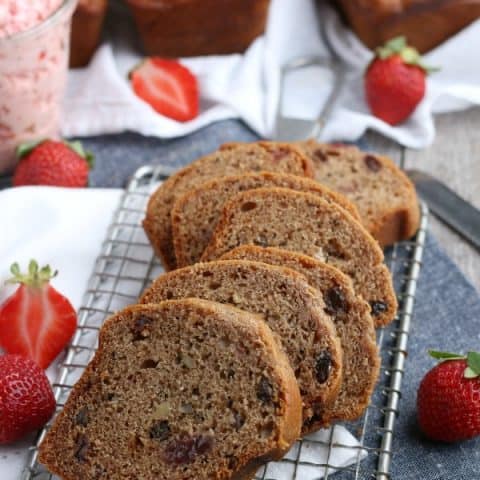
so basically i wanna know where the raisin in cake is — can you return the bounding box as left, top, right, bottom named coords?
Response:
left=139, top=260, right=343, bottom=433
left=298, top=140, right=420, bottom=247
left=143, top=142, right=314, bottom=271
left=201, top=187, right=397, bottom=327
left=39, top=299, right=302, bottom=480
left=172, top=171, right=359, bottom=268
left=222, top=246, right=380, bottom=429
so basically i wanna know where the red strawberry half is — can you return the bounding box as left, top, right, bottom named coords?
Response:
left=417, top=350, right=480, bottom=442
left=0, top=354, right=55, bottom=444
left=0, top=260, right=77, bottom=369
left=130, top=58, right=199, bottom=122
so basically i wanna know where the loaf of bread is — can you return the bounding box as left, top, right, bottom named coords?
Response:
left=221, top=246, right=380, bottom=430
left=172, top=171, right=359, bottom=268
left=143, top=142, right=314, bottom=270
left=297, top=140, right=420, bottom=247
left=70, top=0, right=108, bottom=67
left=126, top=0, right=271, bottom=58
left=139, top=260, right=343, bottom=432
left=201, top=187, right=397, bottom=327
left=335, top=0, right=480, bottom=53
left=39, top=300, right=302, bottom=480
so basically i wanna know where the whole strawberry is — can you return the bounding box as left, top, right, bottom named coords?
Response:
left=13, top=140, right=93, bottom=187
left=417, top=350, right=480, bottom=442
left=0, top=354, right=55, bottom=444
left=365, top=36, right=436, bottom=125
left=0, top=260, right=77, bottom=369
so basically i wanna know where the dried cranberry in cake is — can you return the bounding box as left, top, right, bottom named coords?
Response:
left=313, top=149, right=329, bottom=162
left=364, top=154, right=382, bottom=172
left=39, top=300, right=302, bottom=479
left=163, top=434, right=215, bottom=465
left=74, top=434, right=89, bottom=463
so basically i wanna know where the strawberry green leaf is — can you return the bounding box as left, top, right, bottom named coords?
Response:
left=374, top=36, right=439, bottom=75
left=385, top=36, right=407, bottom=53
left=466, top=351, right=480, bottom=376
left=6, top=260, right=57, bottom=287
left=65, top=140, right=95, bottom=169
left=16, top=139, right=46, bottom=159
left=400, top=46, right=420, bottom=65
left=28, top=259, right=38, bottom=276
left=464, top=366, right=479, bottom=379
left=429, top=350, right=466, bottom=361
left=10, top=263, right=20, bottom=276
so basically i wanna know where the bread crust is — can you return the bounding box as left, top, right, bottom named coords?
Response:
left=39, top=300, right=302, bottom=480
left=201, top=187, right=397, bottom=327
left=143, top=141, right=314, bottom=270
left=297, top=140, right=420, bottom=247
left=171, top=171, right=360, bottom=268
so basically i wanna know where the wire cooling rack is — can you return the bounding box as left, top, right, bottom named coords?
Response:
left=23, top=164, right=429, bottom=480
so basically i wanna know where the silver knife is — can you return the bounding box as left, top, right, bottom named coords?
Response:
left=406, top=169, right=480, bottom=250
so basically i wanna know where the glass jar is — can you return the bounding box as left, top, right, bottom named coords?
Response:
left=0, top=0, right=77, bottom=173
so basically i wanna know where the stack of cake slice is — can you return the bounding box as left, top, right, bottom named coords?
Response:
left=39, top=140, right=419, bottom=479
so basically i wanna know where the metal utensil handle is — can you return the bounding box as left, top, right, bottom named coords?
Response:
left=408, top=170, right=480, bottom=251
left=275, top=55, right=346, bottom=140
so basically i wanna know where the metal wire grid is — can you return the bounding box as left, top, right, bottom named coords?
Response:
left=22, top=164, right=428, bottom=480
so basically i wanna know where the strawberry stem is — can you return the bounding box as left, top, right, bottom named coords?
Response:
left=429, top=350, right=480, bottom=379
left=375, top=36, right=439, bottom=74
left=16, top=139, right=94, bottom=169
left=16, top=139, right=46, bottom=159
left=6, top=260, right=57, bottom=288
left=465, top=351, right=480, bottom=378
left=428, top=350, right=465, bottom=361
left=66, top=141, right=95, bottom=169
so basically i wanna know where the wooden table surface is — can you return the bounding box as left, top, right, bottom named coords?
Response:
left=367, top=107, right=480, bottom=292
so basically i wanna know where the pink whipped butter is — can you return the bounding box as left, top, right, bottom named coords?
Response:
left=0, top=0, right=77, bottom=173
left=0, top=0, right=63, bottom=38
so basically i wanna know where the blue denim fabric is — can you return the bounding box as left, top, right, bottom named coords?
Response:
left=80, top=121, right=480, bottom=480
left=389, top=232, right=480, bottom=480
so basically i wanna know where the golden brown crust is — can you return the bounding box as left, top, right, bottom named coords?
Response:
left=127, top=0, right=271, bottom=57
left=69, top=0, right=108, bottom=67
left=201, top=187, right=397, bottom=327
left=297, top=140, right=420, bottom=247
left=143, top=141, right=314, bottom=270
left=139, top=260, right=343, bottom=424
left=335, top=0, right=480, bottom=53
left=39, top=300, right=302, bottom=479
left=221, top=246, right=380, bottom=429
left=171, top=171, right=360, bottom=268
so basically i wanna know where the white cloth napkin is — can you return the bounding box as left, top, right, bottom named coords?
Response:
left=0, top=187, right=122, bottom=479
left=62, top=0, right=480, bottom=148
left=0, top=187, right=367, bottom=479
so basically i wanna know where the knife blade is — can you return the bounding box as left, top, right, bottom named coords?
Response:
left=406, top=169, right=480, bottom=250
